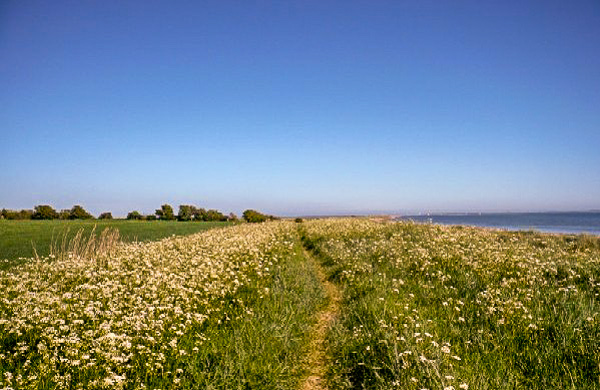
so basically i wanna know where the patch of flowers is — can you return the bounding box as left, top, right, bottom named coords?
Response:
left=302, top=218, right=600, bottom=389
left=0, top=223, right=296, bottom=389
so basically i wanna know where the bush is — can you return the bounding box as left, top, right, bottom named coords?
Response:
left=98, top=212, right=113, bottom=220
left=1, top=209, right=33, bottom=220
left=145, top=215, right=157, bottom=221
left=59, top=209, right=70, bottom=220
left=32, top=205, right=59, bottom=220
left=18, top=209, right=33, bottom=219
left=69, top=205, right=94, bottom=220
left=242, top=209, right=268, bottom=223
left=156, top=204, right=176, bottom=221
left=127, top=211, right=143, bottom=220
left=294, top=218, right=304, bottom=223
left=228, top=213, right=239, bottom=222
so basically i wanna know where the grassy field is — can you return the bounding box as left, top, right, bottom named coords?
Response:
left=1, top=218, right=599, bottom=389
left=0, top=220, right=230, bottom=266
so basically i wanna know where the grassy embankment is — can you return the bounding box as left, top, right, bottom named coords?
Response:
left=301, top=219, right=600, bottom=390
left=0, top=219, right=230, bottom=268
left=0, top=222, right=326, bottom=389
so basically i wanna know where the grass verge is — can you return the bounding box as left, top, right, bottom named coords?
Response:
left=185, top=241, right=327, bottom=389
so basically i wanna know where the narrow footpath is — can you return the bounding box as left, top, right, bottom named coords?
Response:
left=300, top=243, right=342, bottom=390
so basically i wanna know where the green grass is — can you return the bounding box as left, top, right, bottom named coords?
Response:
left=2, top=217, right=599, bottom=388
left=184, top=240, right=326, bottom=389
left=0, top=219, right=230, bottom=266
left=301, top=219, right=600, bottom=389
left=0, top=222, right=326, bottom=389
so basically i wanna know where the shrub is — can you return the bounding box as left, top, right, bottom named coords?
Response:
left=98, top=212, right=113, bottom=220
left=228, top=213, right=239, bottom=222
left=59, top=209, right=70, bottom=220
left=18, top=209, right=33, bottom=219
left=145, top=215, right=157, bottom=221
left=294, top=218, right=304, bottom=223
left=32, top=205, right=59, bottom=220
left=1, top=209, right=33, bottom=220
left=242, top=209, right=268, bottom=223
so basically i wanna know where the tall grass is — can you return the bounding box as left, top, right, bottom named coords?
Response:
left=37, top=226, right=121, bottom=263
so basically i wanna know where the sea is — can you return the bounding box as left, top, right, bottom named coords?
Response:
left=395, top=212, right=600, bottom=236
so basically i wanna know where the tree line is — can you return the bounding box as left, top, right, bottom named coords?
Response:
left=1, top=204, right=275, bottom=223
left=126, top=204, right=235, bottom=222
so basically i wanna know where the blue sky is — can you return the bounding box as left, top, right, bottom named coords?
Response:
left=1, top=1, right=599, bottom=216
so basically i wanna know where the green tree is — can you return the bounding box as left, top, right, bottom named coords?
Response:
left=98, top=212, right=113, bottom=220
left=156, top=204, right=176, bottom=221
left=178, top=205, right=194, bottom=221
left=58, top=209, right=70, bottom=220
left=69, top=205, right=94, bottom=220
left=127, top=211, right=143, bottom=220
left=193, top=207, right=208, bottom=221
left=32, top=205, right=59, bottom=220
left=206, top=209, right=226, bottom=221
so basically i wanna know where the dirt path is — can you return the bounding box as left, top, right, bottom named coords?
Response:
left=300, top=245, right=341, bottom=390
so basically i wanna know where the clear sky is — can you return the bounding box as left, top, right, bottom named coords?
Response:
left=1, top=1, right=599, bottom=217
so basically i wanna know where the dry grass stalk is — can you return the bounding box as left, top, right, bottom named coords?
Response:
left=49, top=225, right=120, bottom=262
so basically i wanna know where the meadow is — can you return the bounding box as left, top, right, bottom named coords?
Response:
left=301, top=219, right=600, bottom=389
left=1, top=219, right=599, bottom=389
left=0, top=222, right=325, bottom=389
left=0, top=220, right=230, bottom=268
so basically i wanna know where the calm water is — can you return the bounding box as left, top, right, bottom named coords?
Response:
left=397, top=212, right=600, bottom=236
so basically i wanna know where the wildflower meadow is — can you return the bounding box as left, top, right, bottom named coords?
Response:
left=1, top=219, right=599, bottom=389
left=301, top=219, right=600, bottom=389
left=0, top=222, right=324, bottom=389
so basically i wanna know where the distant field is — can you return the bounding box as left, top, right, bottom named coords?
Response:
left=0, top=219, right=230, bottom=266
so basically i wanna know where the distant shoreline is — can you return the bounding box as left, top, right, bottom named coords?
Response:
left=396, top=211, right=600, bottom=236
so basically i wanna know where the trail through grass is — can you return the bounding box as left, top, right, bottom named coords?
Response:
left=2, top=218, right=599, bottom=389
left=299, top=241, right=341, bottom=390
left=301, top=219, right=600, bottom=389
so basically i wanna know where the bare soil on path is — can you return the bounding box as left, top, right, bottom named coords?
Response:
left=300, top=245, right=341, bottom=390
